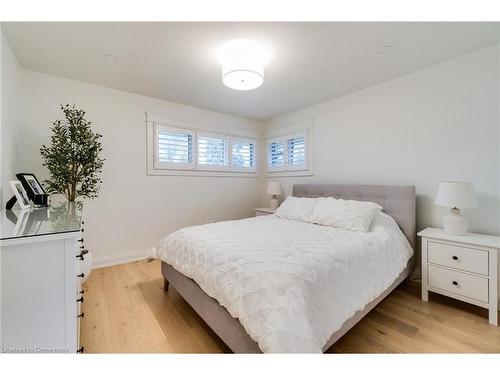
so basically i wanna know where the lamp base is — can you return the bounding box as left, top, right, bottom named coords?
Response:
left=270, top=197, right=279, bottom=211
left=443, top=208, right=467, bottom=235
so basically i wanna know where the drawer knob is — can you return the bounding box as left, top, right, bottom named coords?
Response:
left=77, top=346, right=84, bottom=354
left=77, top=296, right=84, bottom=303
left=78, top=238, right=84, bottom=243
left=77, top=312, right=85, bottom=319
left=452, top=255, right=458, bottom=260
left=77, top=273, right=85, bottom=278
left=80, top=290, right=84, bottom=295
left=76, top=249, right=89, bottom=260
left=452, top=281, right=458, bottom=286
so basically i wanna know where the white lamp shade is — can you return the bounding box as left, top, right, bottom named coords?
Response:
left=267, top=181, right=282, bottom=196
left=435, top=181, right=477, bottom=208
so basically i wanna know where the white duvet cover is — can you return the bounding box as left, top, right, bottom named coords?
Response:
left=151, top=212, right=413, bottom=353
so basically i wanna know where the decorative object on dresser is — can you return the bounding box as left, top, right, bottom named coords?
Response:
left=254, top=207, right=276, bottom=216
left=418, top=227, right=498, bottom=326
left=40, top=104, right=104, bottom=202
left=16, top=173, right=49, bottom=207
left=266, top=181, right=282, bottom=210
left=7, top=180, right=31, bottom=210
left=435, top=181, right=477, bottom=235
left=0, top=203, right=86, bottom=353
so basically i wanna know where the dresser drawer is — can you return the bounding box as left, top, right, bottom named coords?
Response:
left=428, top=265, right=489, bottom=303
left=427, top=241, right=489, bottom=275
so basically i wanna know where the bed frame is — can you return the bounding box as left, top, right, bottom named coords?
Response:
left=161, top=184, right=416, bottom=353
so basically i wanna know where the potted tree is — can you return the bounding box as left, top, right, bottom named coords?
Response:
left=40, top=104, right=104, bottom=281
left=40, top=104, right=104, bottom=202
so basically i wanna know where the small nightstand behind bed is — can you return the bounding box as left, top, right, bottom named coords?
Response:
left=418, top=228, right=499, bottom=326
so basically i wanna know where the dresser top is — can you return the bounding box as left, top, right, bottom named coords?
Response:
left=0, top=202, right=83, bottom=241
left=418, top=227, right=500, bottom=248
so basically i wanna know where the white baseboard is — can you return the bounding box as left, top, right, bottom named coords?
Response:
left=92, top=248, right=151, bottom=269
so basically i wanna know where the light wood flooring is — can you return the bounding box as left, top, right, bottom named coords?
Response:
left=80, top=260, right=500, bottom=353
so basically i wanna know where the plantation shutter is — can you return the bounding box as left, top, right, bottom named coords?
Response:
left=287, top=134, right=306, bottom=167
left=198, top=135, right=228, bottom=168
left=232, top=140, right=256, bottom=169
left=267, top=139, right=285, bottom=169
left=155, top=125, right=194, bottom=169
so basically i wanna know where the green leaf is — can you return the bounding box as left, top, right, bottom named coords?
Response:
left=40, top=105, right=104, bottom=202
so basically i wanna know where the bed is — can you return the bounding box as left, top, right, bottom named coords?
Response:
left=153, top=184, right=416, bottom=353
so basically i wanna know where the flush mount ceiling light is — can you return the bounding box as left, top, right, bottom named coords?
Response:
left=218, top=39, right=270, bottom=91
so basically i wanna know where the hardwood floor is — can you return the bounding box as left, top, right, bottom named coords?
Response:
left=80, top=260, right=500, bottom=353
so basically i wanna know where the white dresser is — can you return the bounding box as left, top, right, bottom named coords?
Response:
left=0, top=203, right=85, bottom=353
left=418, top=227, right=499, bottom=326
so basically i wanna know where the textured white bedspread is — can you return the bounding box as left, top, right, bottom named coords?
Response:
left=151, top=212, right=413, bottom=353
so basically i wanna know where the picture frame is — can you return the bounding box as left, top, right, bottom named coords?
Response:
left=16, top=173, right=49, bottom=206
left=13, top=208, right=30, bottom=235
left=9, top=180, right=31, bottom=210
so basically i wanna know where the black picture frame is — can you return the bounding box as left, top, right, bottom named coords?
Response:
left=16, top=173, right=49, bottom=206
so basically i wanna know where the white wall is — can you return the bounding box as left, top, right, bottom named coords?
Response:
left=0, top=33, right=22, bottom=206
left=264, top=45, right=500, bottom=298
left=5, top=39, right=499, bottom=276
left=264, top=45, right=500, bottom=237
left=18, top=70, right=263, bottom=267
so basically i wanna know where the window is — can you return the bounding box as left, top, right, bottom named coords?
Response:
left=287, top=134, right=305, bottom=169
left=198, top=134, right=228, bottom=170
left=267, top=139, right=285, bottom=170
left=266, top=131, right=308, bottom=172
left=232, top=139, right=257, bottom=171
left=154, top=125, right=194, bottom=170
left=149, top=122, right=258, bottom=176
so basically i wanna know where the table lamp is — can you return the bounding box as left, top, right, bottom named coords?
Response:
left=435, top=181, right=477, bottom=235
left=267, top=181, right=282, bottom=210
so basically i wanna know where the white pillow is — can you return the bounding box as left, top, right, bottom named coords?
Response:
left=309, top=197, right=383, bottom=232
left=275, top=196, right=320, bottom=222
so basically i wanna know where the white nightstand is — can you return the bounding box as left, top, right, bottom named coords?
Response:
left=254, top=207, right=276, bottom=216
left=418, top=227, right=499, bottom=326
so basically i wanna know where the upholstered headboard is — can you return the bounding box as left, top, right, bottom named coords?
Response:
left=292, top=184, right=416, bottom=250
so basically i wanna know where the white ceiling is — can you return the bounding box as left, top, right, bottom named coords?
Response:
left=3, top=22, right=500, bottom=120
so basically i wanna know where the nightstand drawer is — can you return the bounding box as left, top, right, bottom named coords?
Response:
left=427, top=241, right=489, bottom=276
left=428, top=265, right=489, bottom=303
